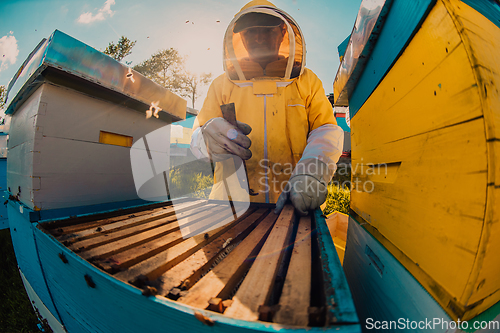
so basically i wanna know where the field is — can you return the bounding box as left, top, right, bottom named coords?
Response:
left=323, top=162, right=351, bottom=215
left=0, top=229, right=40, bottom=333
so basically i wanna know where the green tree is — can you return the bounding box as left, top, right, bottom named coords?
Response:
left=133, top=48, right=184, bottom=90
left=0, top=85, right=6, bottom=111
left=104, top=36, right=136, bottom=62
left=178, top=72, right=213, bottom=109
left=133, top=49, right=213, bottom=108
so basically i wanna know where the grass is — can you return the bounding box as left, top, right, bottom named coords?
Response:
left=0, top=229, right=41, bottom=333
left=323, top=183, right=351, bottom=215
left=322, top=162, right=352, bottom=215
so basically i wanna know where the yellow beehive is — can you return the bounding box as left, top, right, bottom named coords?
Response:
left=349, top=0, right=500, bottom=321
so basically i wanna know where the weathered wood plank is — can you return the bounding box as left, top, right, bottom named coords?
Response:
left=68, top=202, right=212, bottom=252
left=78, top=205, right=226, bottom=260
left=36, top=218, right=330, bottom=333
left=350, top=0, right=488, bottom=301
left=273, top=216, right=311, bottom=326
left=351, top=118, right=487, bottom=298
left=325, top=213, right=338, bottom=239
left=223, top=205, right=295, bottom=321
left=95, top=207, right=262, bottom=272
left=58, top=200, right=207, bottom=243
left=156, top=209, right=270, bottom=294
left=446, top=0, right=500, bottom=314
left=113, top=205, right=253, bottom=283
left=55, top=205, right=167, bottom=235
left=176, top=209, right=281, bottom=309
left=52, top=200, right=187, bottom=235
left=67, top=206, right=207, bottom=252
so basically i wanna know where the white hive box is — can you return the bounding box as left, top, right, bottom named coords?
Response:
left=5, top=30, right=187, bottom=212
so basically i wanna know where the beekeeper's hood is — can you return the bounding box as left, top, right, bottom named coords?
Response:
left=224, top=0, right=305, bottom=81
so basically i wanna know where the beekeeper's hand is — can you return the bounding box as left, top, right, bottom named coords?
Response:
left=275, top=158, right=330, bottom=216
left=201, top=117, right=252, bottom=162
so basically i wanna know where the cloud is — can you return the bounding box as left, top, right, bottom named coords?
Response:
left=77, top=0, right=115, bottom=24
left=0, top=32, right=19, bottom=73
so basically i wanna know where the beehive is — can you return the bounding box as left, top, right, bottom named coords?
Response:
left=336, top=0, right=500, bottom=321
left=41, top=201, right=359, bottom=329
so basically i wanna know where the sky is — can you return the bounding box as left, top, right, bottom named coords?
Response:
left=0, top=0, right=362, bottom=110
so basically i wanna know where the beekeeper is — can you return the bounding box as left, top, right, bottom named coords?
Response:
left=190, top=0, right=343, bottom=216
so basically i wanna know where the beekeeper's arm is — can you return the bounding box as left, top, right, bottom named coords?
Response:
left=190, top=77, right=252, bottom=162
left=275, top=70, right=344, bottom=216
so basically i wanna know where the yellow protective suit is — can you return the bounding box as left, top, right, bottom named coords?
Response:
left=192, top=0, right=341, bottom=204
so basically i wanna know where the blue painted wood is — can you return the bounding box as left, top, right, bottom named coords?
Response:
left=5, top=193, right=168, bottom=223
left=0, top=160, right=8, bottom=230
left=171, top=143, right=191, bottom=149
left=6, top=30, right=184, bottom=122
left=175, top=114, right=197, bottom=128
left=338, top=35, right=350, bottom=60
left=336, top=117, right=351, bottom=132
left=348, top=0, right=436, bottom=118
left=335, top=0, right=394, bottom=107
left=343, top=215, right=453, bottom=332
left=34, top=223, right=361, bottom=333
left=6, top=198, right=41, bottom=223
left=313, top=209, right=359, bottom=326
left=5, top=38, right=48, bottom=115
left=461, top=0, right=500, bottom=29
left=7, top=204, right=63, bottom=323
left=461, top=299, right=500, bottom=333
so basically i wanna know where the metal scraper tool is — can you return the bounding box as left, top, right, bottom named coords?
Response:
left=220, top=103, right=258, bottom=196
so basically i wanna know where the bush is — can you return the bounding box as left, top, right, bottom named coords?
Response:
left=168, top=168, right=213, bottom=199
left=0, top=229, right=41, bottom=332
left=331, top=162, right=351, bottom=190
left=191, top=173, right=214, bottom=199
left=322, top=162, right=351, bottom=215
left=323, top=183, right=350, bottom=215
